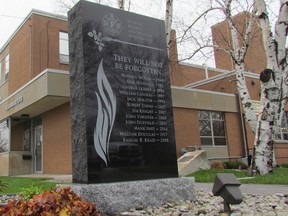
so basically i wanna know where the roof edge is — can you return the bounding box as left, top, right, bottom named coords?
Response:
left=0, top=9, right=67, bottom=53
left=184, top=70, right=259, bottom=88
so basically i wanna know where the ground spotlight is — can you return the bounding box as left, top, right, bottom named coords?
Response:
left=212, top=173, right=243, bottom=212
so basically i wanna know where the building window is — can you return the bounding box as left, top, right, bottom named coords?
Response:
left=0, top=119, right=9, bottom=153
left=5, top=54, right=9, bottom=80
left=276, top=112, right=288, bottom=140
left=23, top=129, right=31, bottom=151
left=198, top=111, right=227, bottom=146
left=59, top=32, right=69, bottom=64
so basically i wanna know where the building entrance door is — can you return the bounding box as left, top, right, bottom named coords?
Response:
left=34, top=126, right=42, bottom=173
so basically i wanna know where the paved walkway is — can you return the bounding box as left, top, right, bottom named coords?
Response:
left=14, top=174, right=288, bottom=195
left=14, top=174, right=72, bottom=182
left=195, top=183, right=288, bottom=195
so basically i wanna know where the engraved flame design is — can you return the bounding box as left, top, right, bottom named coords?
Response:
left=94, top=59, right=116, bottom=166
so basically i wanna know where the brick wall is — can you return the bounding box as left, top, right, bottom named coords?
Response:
left=173, top=108, right=246, bottom=159
left=42, top=102, right=72, bottom=174
left=211, top=12, right=266, bottom=74
left=225, top=112, right=245, bottom=157
left=8, top=13, right=69, bottom=95
left=173, top=108, right=201, bottom=157
left=8, top=20, right=32, bottom=94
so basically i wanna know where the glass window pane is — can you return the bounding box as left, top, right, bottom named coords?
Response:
left=5, top=54, right=9, bottom=73
left=60, top=41, right=69, bottom=55
left=60, top=54, right=69, bottom=63
left=199, top=111, right=226, bottom=146
left=214, top=138, right=226, bottom=146
left=211, top=112, right=224, bottom=120
left=279, top=111, right=288, bottom=140
left=213, top=121, right=225, bottom=136
left=199, top=120, right=211, bottom=136
left=23, top=129, right=31, bottom=151
left=281, top=120, right=286, bottom=128
left=283, top=133, right=288, bottom=140
left=60, top=32, right=68, bottom=40
left=5, top=54, right=9, bottom=80
left=59, top=32, right=69, bottom=63
left=201, top=137, right=213, bottom=145
left=199, top=111, right=209, bottom=119
left=275, top=133, right=282, bottom=140
left=0, top=119, right=9, bottom=152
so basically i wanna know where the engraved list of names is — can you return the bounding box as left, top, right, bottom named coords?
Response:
left=114, top=53, right=169, bottom=144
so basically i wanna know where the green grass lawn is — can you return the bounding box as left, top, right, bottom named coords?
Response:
left=188, top=167, right=288, bottom=184
left=1, top=167, right=287, bottom=194
left=0, top=176, right=58, bottom=194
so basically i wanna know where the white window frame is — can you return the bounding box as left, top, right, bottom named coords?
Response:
left=59, top=32, right=69, bottom=64
left=198, top=111, right=227, bottom=146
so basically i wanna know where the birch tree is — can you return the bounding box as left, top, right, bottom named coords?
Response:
left=252, top=0, right=288, bottom=174
left=224, top=0, right=288, bottom=175
left=165, top=0, right=173, bottom=52
left=178, top=0, right=287, bottom=175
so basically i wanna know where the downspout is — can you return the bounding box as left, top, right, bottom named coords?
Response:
left=29, top=21, right=32, bottom=79
left=7, top=118, right=11, bottom=153
left=235, top=93, right=249, bottom=164
left=204, top=63, right=208, bottom=79
left=46, top=20, right=50, bottom=68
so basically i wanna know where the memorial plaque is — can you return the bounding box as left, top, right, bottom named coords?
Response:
left=68, top=1, right=178, bottom=183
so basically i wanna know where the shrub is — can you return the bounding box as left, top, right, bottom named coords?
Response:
left=281, top=163, right=288, bottom=168
left=223, top=161, right=248, bottom=169
left=211, top=161, right=224, bottom=169
left=0, top=186, right=99, bottom=215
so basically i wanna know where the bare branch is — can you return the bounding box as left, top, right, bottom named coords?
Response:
left=179, top=6, right=223, bottom=43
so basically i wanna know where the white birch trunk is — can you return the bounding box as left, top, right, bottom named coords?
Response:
left=224, top=0, right=258, bottom=133
left=252, top=0, right=288, bottom=175
left=165, top=0, right=173, bottom=54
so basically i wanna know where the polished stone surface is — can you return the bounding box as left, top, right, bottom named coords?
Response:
left=68, top=1, right=178, bottom=183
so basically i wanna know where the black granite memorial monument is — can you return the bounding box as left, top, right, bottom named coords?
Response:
left=68, top=1, right=178, bottom=183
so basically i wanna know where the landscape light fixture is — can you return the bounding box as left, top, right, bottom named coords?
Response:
left=212, top=173, right=243, bottom=212
left=20, top=114, right=30, bottom=119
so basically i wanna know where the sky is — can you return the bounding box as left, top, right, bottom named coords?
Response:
left=0, top=0, right=210, bottom=66
left=0, top=0, right=54, bottom=48
left=0, top=0, right=166, bottom=49
left=0, top=0, right=280, bottom=67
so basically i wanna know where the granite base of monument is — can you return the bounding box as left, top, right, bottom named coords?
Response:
left=61, top=177, right=195, bottom=215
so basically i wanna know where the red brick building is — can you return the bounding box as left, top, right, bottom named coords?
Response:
left=0, top=10, right=286, bottom=176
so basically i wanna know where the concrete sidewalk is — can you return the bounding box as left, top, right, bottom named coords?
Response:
left=14, top=174, right=72, bottom=182
left=195, top=183, right=288, bottom=195
left=14, top=174, right=288, bottom=195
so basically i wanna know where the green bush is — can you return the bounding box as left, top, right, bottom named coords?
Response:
left=223, top=161, right=248, bottom=169
left=211, top=161, right=224, bottom=169
left=0, top=186, right=99, bottom=215
left=281, top=163, right=288, bottom=168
